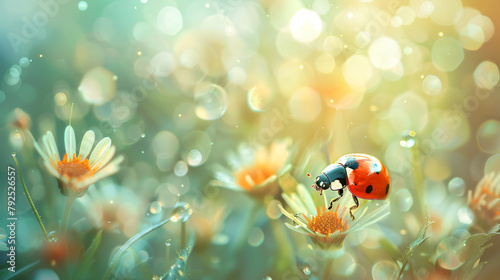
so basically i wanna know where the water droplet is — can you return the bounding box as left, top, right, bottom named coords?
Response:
left=194, top=83, right=228, bottom=120
left=394, top=189, right=413, bottom=212
left=165, top=239, right=172, bottom=247
left=170, top=202, right=192, bottom=222
left=11, top=152, right=16, bottom=157
left=47, top=231, right=58, bottom=242
left=247, top=85, right=274, bottom=112
left=141, top=133, right=146, bottom=138
left=303, top=267, right=311, bottom=275
left=263, top=276, right=272, bottom=280
left=152, top=276, right=162, bottom=280
left=372, top=260, right=398, bottom=280
left=448, top=177, right=466, bottom=196
left=422, top=75, right=442, bottom=95
left=436, top=237, right=465, bottom=270
left=174, top=161, right=188, bottom=176
left=400, top=130, right=416, bottom=148
left=78, top=1, right=88, bottom=11
left=149, top=201, right=163, bottom=214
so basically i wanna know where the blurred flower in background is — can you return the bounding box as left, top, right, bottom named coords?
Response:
left=469, top=172, right=500, bottom=232
left=213, top=139, right=292, bottom=200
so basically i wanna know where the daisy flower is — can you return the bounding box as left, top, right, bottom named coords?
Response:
left=78, top=183, right=142, bottom=236
left=468, top=172, right=500, bottom=232
left=213, top=139, right=291, bottom=199
left=279, top=184, right=390, bottom=249
left=32, top=125, right=124, bottom=197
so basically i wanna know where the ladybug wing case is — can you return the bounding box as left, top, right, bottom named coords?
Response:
left=337, top=154, right=391, bottom=200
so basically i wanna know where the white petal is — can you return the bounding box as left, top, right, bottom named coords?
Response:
left=64, top=126, right=76, bottom=157
left=297, top=184, right=316, bottom=215
left=79, top=130, right=95, bottom=159
left=89, top=137, right=111, bottom=167
left=80, top=156, right=123, bottom=187
left=32, top=136, right=50, bottom=164
left=92, top=145, right=115, bottom=170
left=46, top=131, right=60, bottom=162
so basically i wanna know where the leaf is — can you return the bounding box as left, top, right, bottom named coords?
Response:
left=163, top=231, right=196, bottom=280
left=1, top=261, right=39, bottom=280
left=451, top=224, right=500, bottom=280
left=74, top=229, right=103, bottom=279
left=398, top=216, right=434, bottom=279
left=103, top=218, right=171, bottom=280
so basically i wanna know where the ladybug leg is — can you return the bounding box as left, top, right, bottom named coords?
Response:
left=328, top=189, right=344, bottom=210
left=349, top=195, right=359, bottom=220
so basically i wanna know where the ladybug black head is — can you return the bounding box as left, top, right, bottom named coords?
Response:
left=313, top=173, right=331, bottom=191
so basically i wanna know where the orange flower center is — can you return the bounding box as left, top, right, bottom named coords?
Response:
left=235, top=164, right=275, bottom=190
left=57, top=153, right=93, bottom=179
left=304, top=205, right=348, bottom=235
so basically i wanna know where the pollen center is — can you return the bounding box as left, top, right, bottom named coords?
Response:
left=57, top=153, right=92, bottom=178
left=305, top=205, right=348, bottom=235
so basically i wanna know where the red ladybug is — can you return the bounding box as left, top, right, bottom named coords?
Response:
left=308, top=154, right=390, bottom=220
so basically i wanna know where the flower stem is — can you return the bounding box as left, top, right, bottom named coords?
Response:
left=181, top=220, right=187, bottom=248
left=61, top=195, right=76, bottom=234
left=231, top=202, right=260, bottom=255
left=322, top=257, right=333, bottom=280
left=12, top=154, right=48, bottom=238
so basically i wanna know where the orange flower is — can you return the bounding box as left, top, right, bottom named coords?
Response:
left=279, top=184, right=390, bottom=249
left=213, top=139, right=291, bottom=199
left=468, top=173, right=500, bottom=231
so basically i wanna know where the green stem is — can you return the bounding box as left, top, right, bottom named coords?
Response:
left=270, top=218, right=294, bottom=273
left=323, top=257, right=333, bottom=280
left=181, top=220, right=187, bottom=249
left=61, top=195, right=76, bottom=234
left=410, top=142, right=425, bottom=222
left=231, top=202, right=260, bottom=255
left=12, top=154, right=48, bottom=238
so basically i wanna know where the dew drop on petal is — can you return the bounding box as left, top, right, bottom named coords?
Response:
left=422, top=75, right=442, bottom=95
left=194, top=84, right=228, bottom=120
left=448, top=177, right=466, bottom=196
left=372, top=260, right=398, bottom=280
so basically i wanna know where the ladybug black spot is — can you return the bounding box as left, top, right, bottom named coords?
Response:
left=385, top=184, right=390, bottom=194
left=366, top=185, right=373, bottom=194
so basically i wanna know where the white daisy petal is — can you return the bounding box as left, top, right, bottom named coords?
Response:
left=79, top=130, right=95, bottom=160
left=297, top=184, right=316, bottom=215
left=89, top=137, right=111, bottom=167
left=46, top=131, right=60, bottom=162
left=64, top=126, right=76, bottom=157
left=92, top=145, right=115, bottom=170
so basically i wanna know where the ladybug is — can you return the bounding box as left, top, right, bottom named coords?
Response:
left=307, top=154, right=390, bottom=220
